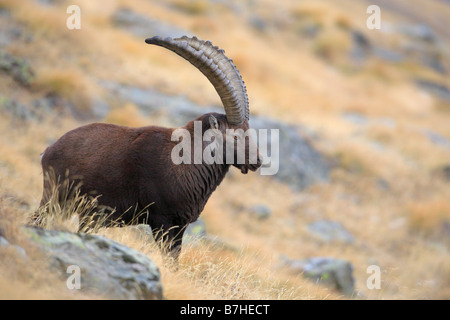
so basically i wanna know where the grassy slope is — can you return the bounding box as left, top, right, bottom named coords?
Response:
left=0, top=0, right=449, bottom=299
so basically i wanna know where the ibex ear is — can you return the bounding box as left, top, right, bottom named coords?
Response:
left=209, top=115, right=219, bottom=130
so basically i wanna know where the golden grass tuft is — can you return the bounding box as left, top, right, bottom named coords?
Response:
left=104, top=102, right=149, bottom=127
left=32, top=67, right=93, bottom=114
left=171, top=0, right=211, bottom=15
left=405, top=197, right=450, bottom=238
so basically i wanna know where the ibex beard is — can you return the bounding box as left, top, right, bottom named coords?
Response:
left=36, top=36, right=264, bottom=261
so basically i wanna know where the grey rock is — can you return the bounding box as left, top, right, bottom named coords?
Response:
left=183, top=218, right=207, bottom=244
left=341, top=111, right=369, bottom=126
left=437, top=164, right=450, bottom=182
left=399, top=23, right=436, bottom=43
left=307, top=220, right=354, bottom=244
left=0, top=235, right=27, bottom=258
left=281, top=256, right=355, bottom=296
left=372, top=47, right=404, bottom=63
left=416, top=79, right=450, bottom=102
left=248, top=204, right=271, bottom=220
left=250, top=116, right=330, bottom=190
left=341, top=112, right=396, bottom=130
left=375, top=178, right=390, bottom=191
left=111, top=7, right=190, bottom=39
left=128, top=224, right=154, bottom=243
left=0, top=9, right=33, bottom=47
left=24, top=226, right=163, bottom=300
left=0, top=236, right=9, bottom=246
left=100, top=81, right=207, bottom=126
left=299, top=22, right=322, bottom=39
left=248, top=15, right=268, bottom=33
left=423, top=129, right=450, bottom=150
left=0, top=51, right=35, bottom=87
left=35, top=0, right=65, bottom=5
left=350, top=30, right=371, bottom=63
left=0, top=96, right=35, bottom=121
left=91, top=99, right=111, bottom=119
left=403, top=42, right=446, bottom=74
left=32, top=94, right=79, bottom=119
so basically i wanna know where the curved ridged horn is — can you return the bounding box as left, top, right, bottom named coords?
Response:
left=145, top=36, right=249, bottom=125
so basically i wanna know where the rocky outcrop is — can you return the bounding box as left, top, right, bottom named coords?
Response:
left=24, top=226, right=164, bottom=300
left=0, top=51, right=34, bottom=87
left=281, top=256, right=355, bottom=296
left=307, top=220, right=354, bottom=244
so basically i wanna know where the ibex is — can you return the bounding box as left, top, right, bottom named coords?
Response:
left=38, top=36, right=262, bottom=259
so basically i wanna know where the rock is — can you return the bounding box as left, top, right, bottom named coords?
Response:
left=183, top=218, right=207, bottom=244
left=248, top=15, right=268, bottom=33
left=0, top=51, right=35, bottom=87
left=35, top=0, right=61, bottom=6
left=415, top=79, right=450, bottom=102
left=250, top=116, right=330, bottom=190
left=0, top=96, right=35, bottom=121
left=423, top=129, right=450, bottom=150
left=375, top=178, right=390, bottom=191
left=24, top=226, right=163, bottom=300
left=0, top=236, right=9, bottom=246
left=435, top=164, right=450, bottom=182
left=91, top=98, right=111, bottom=119
left=372, top=47, right=404, bottom=63
left=341, top=111, right=369, bottom=126
left=350, top=30, right=371, bottom=63
left=111, top=7, right=190, bottom=39
left=0, top=235, right=27, bottom=258
left=0, top=8, right=32, bottom=47
left=128, top=224, right=154, bottom=243
left=248, top=204, right=271, bottom=220
left=403, top=42, right=446, bottom=74
left=399, top=23, right=436, bottom=43
left=307, top=219, right=354, bottom=244
left=100, top=81, right=204, bottom=126
left=281, top=256, right=355, bottom=296
left=32, top=94, right=79, bottom=119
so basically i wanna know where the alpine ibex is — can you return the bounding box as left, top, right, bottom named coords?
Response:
left=39, top=36, right=262, bottom=259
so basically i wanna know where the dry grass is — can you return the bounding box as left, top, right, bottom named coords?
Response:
left=32, top=67, right=93, bottom=114
left=104, top=103, right=149, bottom=127
left=405, top=197, right=450, bottom=238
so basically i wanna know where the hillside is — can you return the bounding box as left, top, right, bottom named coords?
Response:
left=0, top=0, right=449, bottom=299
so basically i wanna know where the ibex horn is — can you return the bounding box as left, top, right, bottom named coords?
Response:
left=145, top=36, right=249, bottom=125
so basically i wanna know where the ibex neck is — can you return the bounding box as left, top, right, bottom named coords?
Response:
left=179, top=162, right=230, bottom=222
left=189, top=162, right=230, bottom=200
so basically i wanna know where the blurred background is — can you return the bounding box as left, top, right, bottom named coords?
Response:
left=0, top=0, right=449, bottom=299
